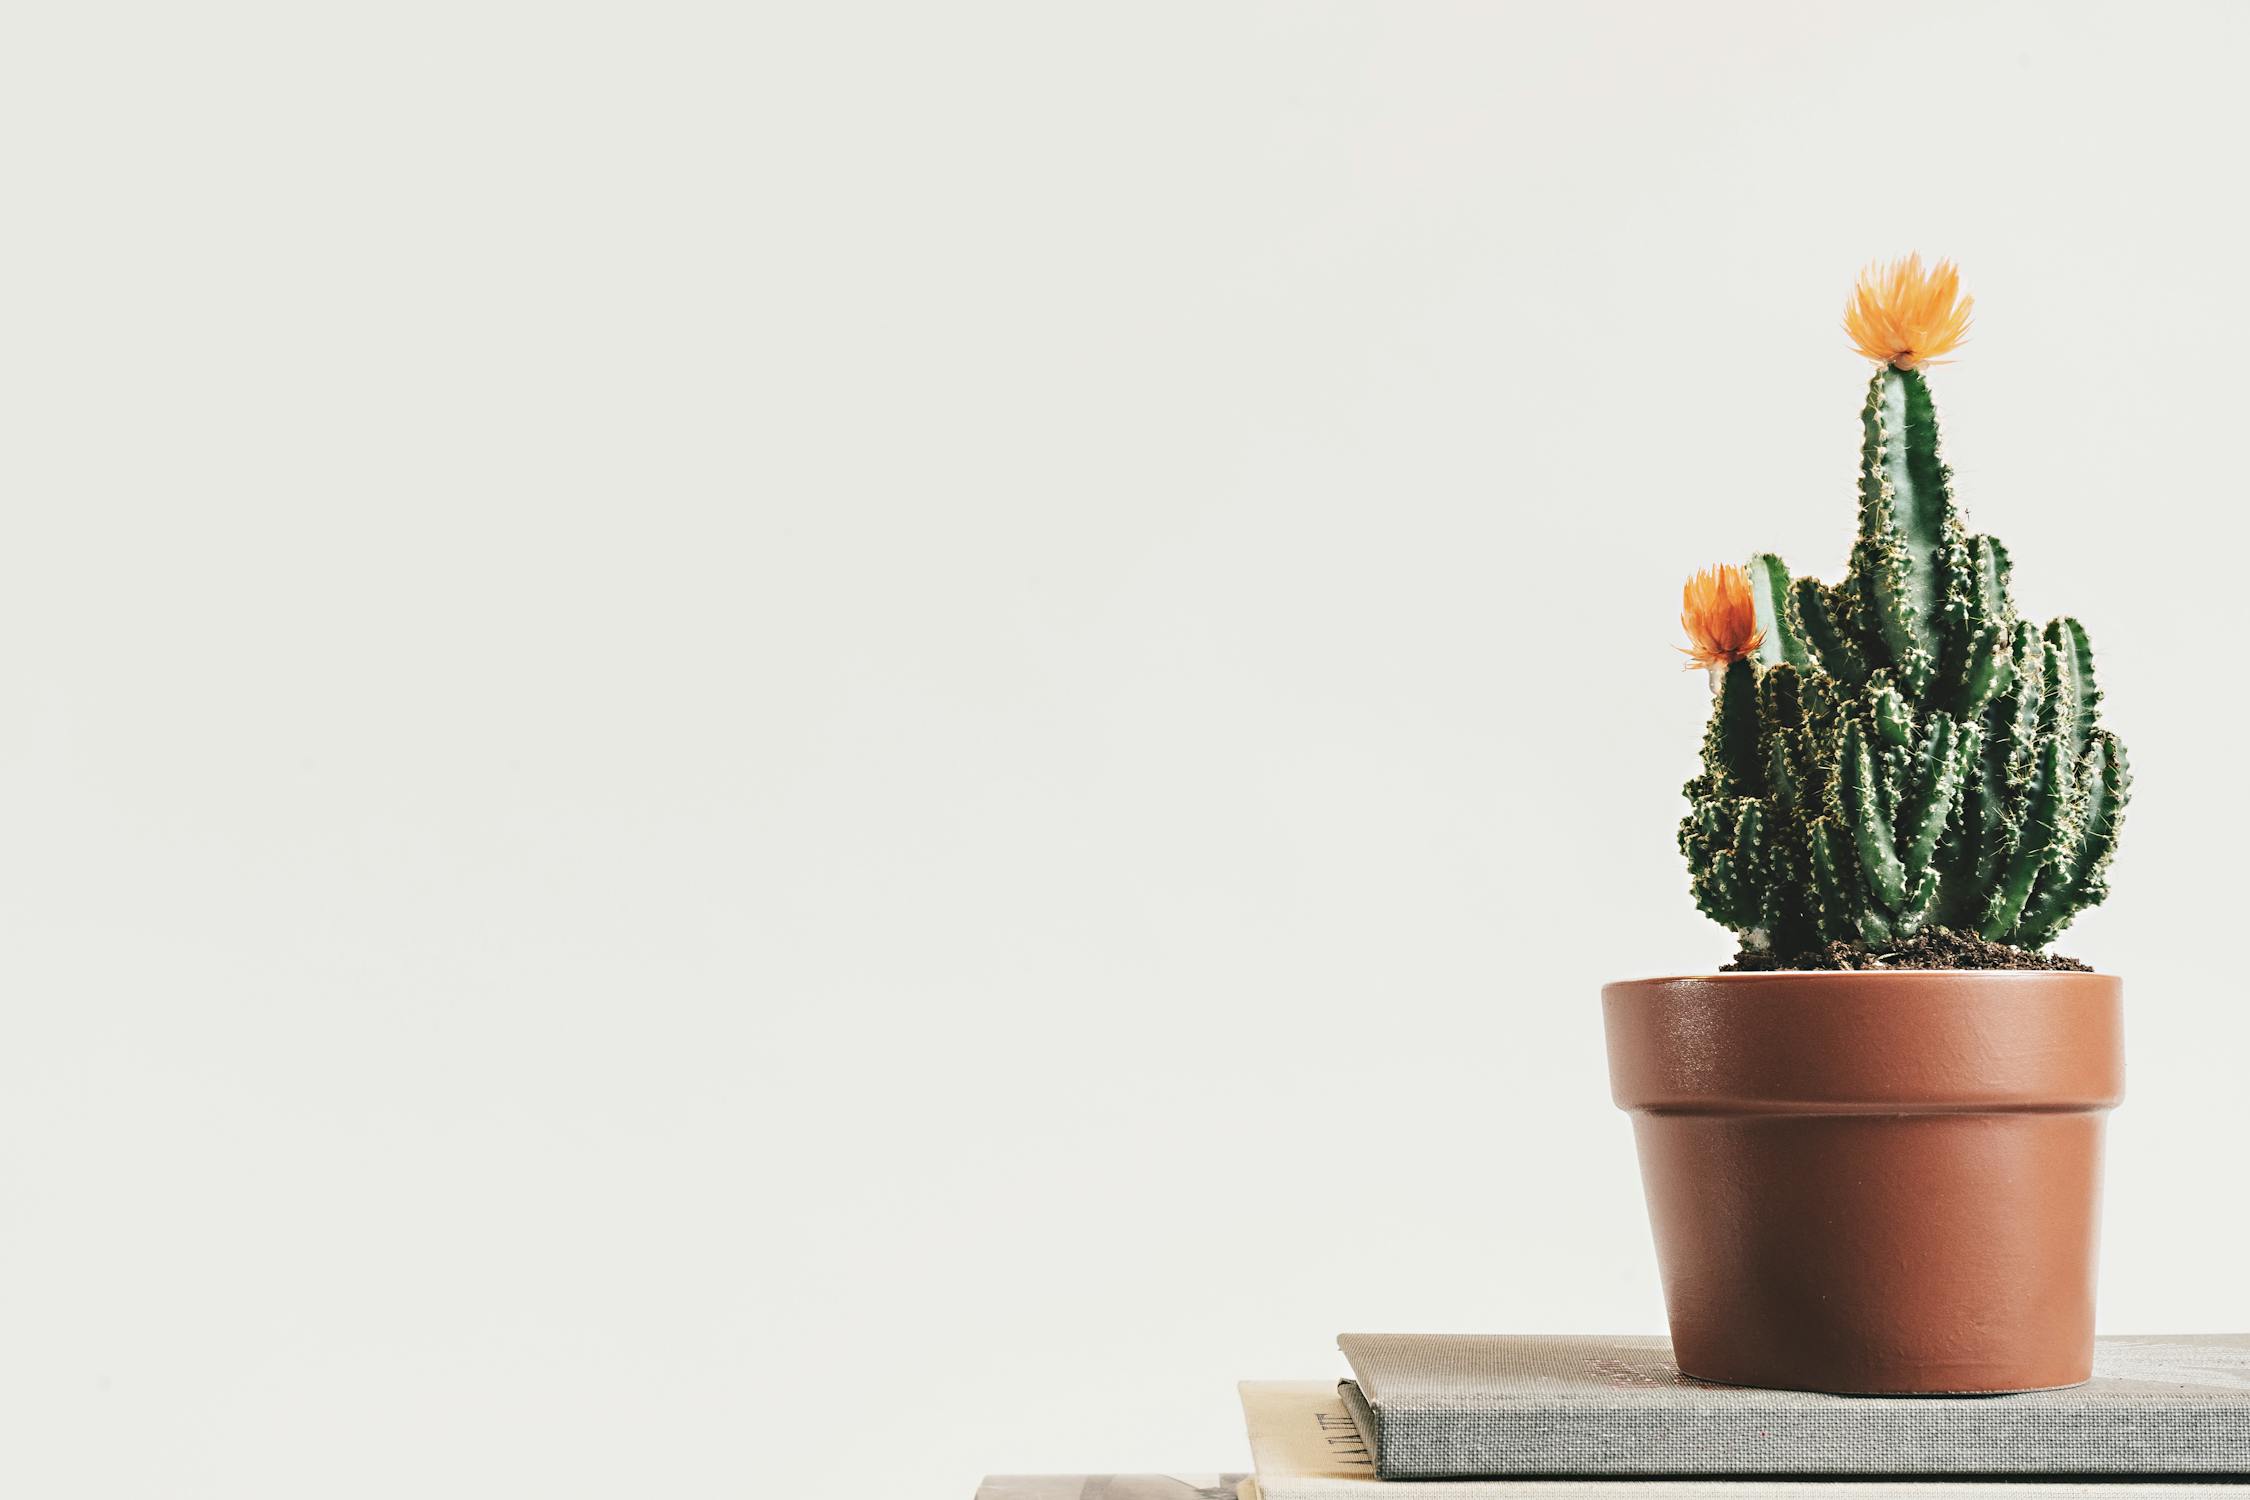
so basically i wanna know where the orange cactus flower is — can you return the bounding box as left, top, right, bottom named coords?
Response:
left=1678, top=564, right=1764, bottom=671
left=1844, top=254, right=1973, bottom=370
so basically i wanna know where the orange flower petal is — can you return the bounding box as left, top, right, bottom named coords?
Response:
left=1844, top=254, right=1974, bottom=370
left=1679, top=564, right=1765, bottom=670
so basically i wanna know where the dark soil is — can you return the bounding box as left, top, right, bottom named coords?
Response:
left=1725, top=926, right=2091, bottom=973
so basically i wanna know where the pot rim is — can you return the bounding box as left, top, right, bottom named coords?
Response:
left=1609, top=968, right=2119, bottom=985
left=1603, top=969, right=2124, bottom=1113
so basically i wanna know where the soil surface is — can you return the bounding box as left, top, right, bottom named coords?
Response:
left=1725, top=926, right=2091, bottom=973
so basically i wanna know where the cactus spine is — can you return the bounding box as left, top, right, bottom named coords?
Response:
left=1681, top=262, right=2127, bottom=957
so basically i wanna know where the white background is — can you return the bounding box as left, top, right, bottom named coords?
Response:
left=6, top=3, right=2248, bottom=1496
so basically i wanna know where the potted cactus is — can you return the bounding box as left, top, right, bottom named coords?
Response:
left=1603, top=258, right=2129, bottom=1395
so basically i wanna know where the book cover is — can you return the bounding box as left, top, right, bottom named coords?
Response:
left=1240, top=1381, right=2250, bottom=1500
left=1338, top=1333, right=2250, bottom=1478
left=975, top=1478, right=1248, bottom=1500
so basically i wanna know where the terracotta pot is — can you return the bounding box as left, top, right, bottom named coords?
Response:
left=1602, top=970, right=2124, bottom=1394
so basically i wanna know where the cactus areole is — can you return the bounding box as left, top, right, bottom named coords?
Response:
left=1679, top=257, right=2127, bottom=967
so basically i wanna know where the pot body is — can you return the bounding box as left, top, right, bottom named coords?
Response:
left=1603, top=971, right=2124, bottom=1394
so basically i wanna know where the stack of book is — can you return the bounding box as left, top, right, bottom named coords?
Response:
left=976, top=1333, right=2250, bottom=1500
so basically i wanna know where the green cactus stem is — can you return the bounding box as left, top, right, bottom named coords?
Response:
left=1677, top=257, right=2126, bottom=959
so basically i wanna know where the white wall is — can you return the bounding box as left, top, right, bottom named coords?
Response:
left=6, top=3, right=2248, bottom=1496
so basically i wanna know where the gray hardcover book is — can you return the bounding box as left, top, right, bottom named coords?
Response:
left=1242, top=1383, right=2250, bottom=1500
left=1338, top=1333, right=2250, bottom=1478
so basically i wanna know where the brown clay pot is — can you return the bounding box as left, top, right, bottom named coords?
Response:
left=1602, top=970, right=2124, bottom=1395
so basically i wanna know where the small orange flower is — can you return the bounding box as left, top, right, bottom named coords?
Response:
left=1679, top=564, right=1764, bottom=670
left=1845, top=254, right=1973, bottom=370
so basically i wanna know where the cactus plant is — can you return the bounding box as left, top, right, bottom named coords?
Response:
left=1678, top=257, right=2127, bottom=960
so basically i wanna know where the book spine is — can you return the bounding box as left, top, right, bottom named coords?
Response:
left=1371, top=1406, right=2250, bottom=1479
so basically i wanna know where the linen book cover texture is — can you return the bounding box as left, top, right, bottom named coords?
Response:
left=1337, top=1333, right=2250, bottom=1478
left=1239, top=1382, right=2250, bottom=1500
